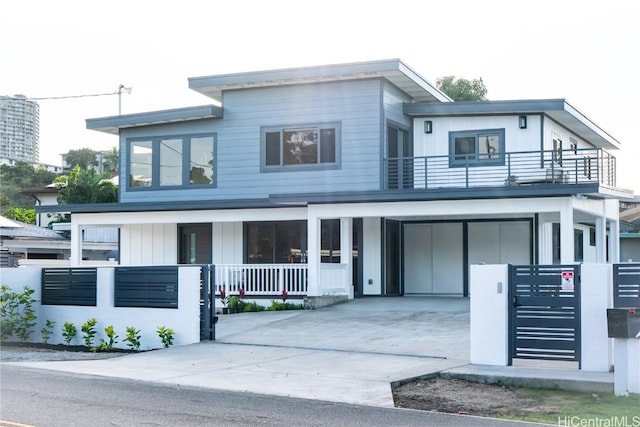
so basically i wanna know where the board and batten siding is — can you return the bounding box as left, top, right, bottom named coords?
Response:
left=120, top=223, right=177, bottom=265
left=119, top=79, right=384, bottom=204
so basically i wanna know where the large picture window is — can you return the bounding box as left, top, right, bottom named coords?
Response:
left=262, top=123, right=339, bottom=170
left=127, top=134, right=215, bottom=189
left=448, top=128, right=505, bottom=167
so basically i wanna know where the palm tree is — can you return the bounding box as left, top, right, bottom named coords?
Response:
left=103, top=147, right=119, bottom=174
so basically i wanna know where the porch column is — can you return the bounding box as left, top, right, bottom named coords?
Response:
left=306, top=214, right=321, bottom=297
left=70, top=220, right=82, bottom=266
left=609, top=219, right=620, bottom=263
left=340, top=217, right=353, bottom=299
left=560, top=199, right=574, bottom=264
left=537, top=214, right=554, bottom=264
left=595, top=217, right=606, bottom=263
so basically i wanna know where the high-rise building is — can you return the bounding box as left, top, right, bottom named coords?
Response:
left=0, top=94, right=40, bottom=162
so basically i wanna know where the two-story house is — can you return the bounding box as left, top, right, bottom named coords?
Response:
left=45, top=59, right=631, bottom=299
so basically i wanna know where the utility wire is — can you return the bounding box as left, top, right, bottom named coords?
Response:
left=27, top=91, right=123, bottom=101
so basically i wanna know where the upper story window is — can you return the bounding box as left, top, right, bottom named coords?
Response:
left=261, top=122, right=340, bottom=171
left=128, top=133, right=215, bottom=189
left=449, top=128, right=505, bottom=167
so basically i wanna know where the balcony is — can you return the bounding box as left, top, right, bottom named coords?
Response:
left=385, top=148, right=616, bottom=190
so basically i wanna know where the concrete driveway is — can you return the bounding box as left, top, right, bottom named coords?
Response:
left=9, top=297, right=470, bottom=407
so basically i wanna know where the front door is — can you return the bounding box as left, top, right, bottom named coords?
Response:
left=178, top=223, right=212, bottom=264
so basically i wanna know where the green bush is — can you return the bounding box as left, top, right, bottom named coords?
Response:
left=41, top=319, right=56, bottom=344
left=81, top=318, right=98, bottom=348
left=0, top=284, right=37, bottom=341
left=98, top=325, right=118, bottom=351
left=62, top=322, right=77, bottom=345
left=123, top=326, right=141, bottom=351
left=268, top=301, right=304, bottom=311
left=242, top=301, right=266, bottom=312
left=157, top=326, right=174, bottom=348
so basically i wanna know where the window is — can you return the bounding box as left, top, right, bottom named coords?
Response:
left=127, top=134, right=215, bottom=189
left=262, top=123, right=339, bottom=170
left=553, top=138, right=563, bottom=166
left=448, top=129, right=505, bottom=167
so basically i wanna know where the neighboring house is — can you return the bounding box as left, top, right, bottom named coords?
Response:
left=38, top=59, right=633, bottom=298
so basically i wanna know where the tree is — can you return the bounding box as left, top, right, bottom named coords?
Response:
left=103, top=147, right=119, bottom=173
left=55, top=166, right=118, bottom=204
left=65, top=148, right=99, bottom=169
left=436, top=76, right=488, bottom=101
left=0, top=162, right=58, bottom=215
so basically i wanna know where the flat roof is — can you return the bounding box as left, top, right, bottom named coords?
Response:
left=404, top=99, right=620, bottom=150
left=86, top=105, right=223, bottom=135
left=188, top=58, right=452, bottom=103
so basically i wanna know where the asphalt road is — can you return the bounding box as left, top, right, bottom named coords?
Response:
left=0, top=365, right=550, bottom=427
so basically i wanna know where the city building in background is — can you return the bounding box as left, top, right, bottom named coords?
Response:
left=0, top=94, right=40, bottom=163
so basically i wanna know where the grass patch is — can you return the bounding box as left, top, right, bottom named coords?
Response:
left=499, top=388, right=640, bottom=424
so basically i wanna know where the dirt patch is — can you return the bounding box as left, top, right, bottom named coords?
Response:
left=392, top=377, right=564, bottom=418
left=0, top=341, right=134, bottom=362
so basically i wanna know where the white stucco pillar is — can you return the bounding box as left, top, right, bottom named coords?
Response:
left=340, top=217, right=353, bottom=299
left=538, top=220, right=554, bottom=264
left=70, top=220, right=82, bottom=266
left=560, top=199, right=575, bottom=264
left=306, top=213, right=321, bottom=297
left=595, top=217, right=606, bottom=263
left=609, top=219, right=620, bottom=263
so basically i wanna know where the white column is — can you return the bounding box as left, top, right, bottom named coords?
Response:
left=340, top=217, right=353, bottom=299
left=580, top=264, right=613, bottom=372
left=306, top=213, right=321, bottom=297
left=609, top=219, right=620, bottom=263
left=595, top=217, right=606, bottom=263
left=538, top=220, right=554, bottom=264
left=560, top=199, right=574, bottom=264
left=614, top=339, right=640, bottom=396
left=70, top=220, right=82, bottom=266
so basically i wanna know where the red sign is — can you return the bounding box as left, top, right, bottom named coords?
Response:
left=562, top=271, right=574, bottom=279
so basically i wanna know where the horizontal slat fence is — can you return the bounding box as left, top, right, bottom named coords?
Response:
left=114, top=266, right=178, bottom=308
left=41, top=268, right=97, bottom=306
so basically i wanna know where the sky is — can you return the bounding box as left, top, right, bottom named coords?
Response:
left=2, top=0, right=639, bottom=194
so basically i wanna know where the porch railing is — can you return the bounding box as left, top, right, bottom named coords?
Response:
left=318, top=263, right=349, bottom=295
left=214, top=264, right=308, bottom=297
left=385, top=148, right=615, bottom=190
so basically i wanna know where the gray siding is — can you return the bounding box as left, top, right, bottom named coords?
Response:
left=120, top=79, right=384, bottom=203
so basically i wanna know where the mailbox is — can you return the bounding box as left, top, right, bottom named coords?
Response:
left=607, top=308, right=640, bottom=339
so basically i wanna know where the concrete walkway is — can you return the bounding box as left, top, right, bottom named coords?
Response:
left=6, top=297, right=613, bottom=407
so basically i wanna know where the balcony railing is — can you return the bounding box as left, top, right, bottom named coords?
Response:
left=385, top=148, right=616, bottom=190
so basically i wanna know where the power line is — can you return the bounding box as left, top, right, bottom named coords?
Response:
left=27, top=91, right=121, bottom=101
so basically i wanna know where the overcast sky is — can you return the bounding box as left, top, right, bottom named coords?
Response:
left=2, top=0, right=638, bottom=193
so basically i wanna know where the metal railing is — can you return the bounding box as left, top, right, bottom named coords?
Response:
left=385, top=148, right=616, bottom=190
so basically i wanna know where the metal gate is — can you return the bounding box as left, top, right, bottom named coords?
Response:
left=508, top=264, right=581, bottom=367
left=200, top=265, right=216, bottom=340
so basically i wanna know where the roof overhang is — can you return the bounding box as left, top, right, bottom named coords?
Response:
left=404, top=99, right=621, bottom=150
left=188, top=59, right=452, bottom=103
left=86, top=105, right=223, bottom=135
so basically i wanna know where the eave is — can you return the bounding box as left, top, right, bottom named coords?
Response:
left=404, top=99, right=621, bottom=150
left=188, top=58, right=452, bottom=103
left=86, top=105, right=223, bottom=135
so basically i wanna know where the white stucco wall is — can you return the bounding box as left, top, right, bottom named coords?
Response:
left=580, top=263, right=613, bottom=372
left=1, top=266, right=201, bottom=350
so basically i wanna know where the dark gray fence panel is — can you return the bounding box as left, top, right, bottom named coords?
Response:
left=114, top=266, right=178, bottom=308
left=41, top=268, right=97, bottom=306
left=613, top=264, right=640, bottom=308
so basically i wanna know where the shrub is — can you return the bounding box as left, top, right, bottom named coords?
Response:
left=81, top=318, right=98, bottom=348
left=268, top=301, right=304, bottom=311
left=0, top=284, right=37, bottom=341
left=98, top=325, right=118, bottom=351
left=157, top=326, right=174, bottom=348
left=242, top=301, right=266, bottom=312
left=62, top=322, right=77, bottom=345
left=41, top=319, right=56, bottom=344
left=123, top=326, right=141, bottom=351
